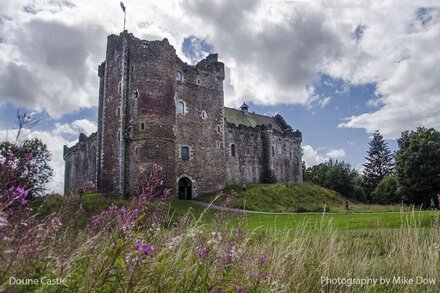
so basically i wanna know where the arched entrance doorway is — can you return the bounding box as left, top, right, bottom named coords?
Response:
left=178, top=177, right=192, bottom=200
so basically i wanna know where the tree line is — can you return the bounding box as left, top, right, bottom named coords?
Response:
left=304, top=128, right=440, bottom=206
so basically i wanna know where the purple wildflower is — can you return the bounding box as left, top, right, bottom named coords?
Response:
left=195, top=246, right=209, bottom=259
left=133, top=239, right=155, bottom=256
left=259, top=254, right=267, bottom=264
left=9, top=186, right=29, bottom=206
left=91, top=215, right=101, bottom=226
left=235, top=286, right=244, bottom=293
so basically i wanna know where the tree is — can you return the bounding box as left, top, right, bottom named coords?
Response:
left=304, top=159, right=365, bottom=200
left=371, top=175, right=399, bottom=204
left=395, top=128, right=440, bottom=204
left=0, top=138, right=53, bottom=198
left=362, top=130, right=394, bottom=200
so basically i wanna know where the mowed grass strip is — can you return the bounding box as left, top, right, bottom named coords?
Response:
left=171, top=200, right=440, bottom=231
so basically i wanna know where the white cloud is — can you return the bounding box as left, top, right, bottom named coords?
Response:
left=303, top=145, right=346, bottom=167
left=325, top=148, right=346, bottom=159
left=302, top=145, right=327, bottom=167
left=71, top=119, right=97, bottom=136
left=318, top=96, right=331, bottom=108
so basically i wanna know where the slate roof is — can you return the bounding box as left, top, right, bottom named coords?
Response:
left=224, top=107, right=284, bottom=132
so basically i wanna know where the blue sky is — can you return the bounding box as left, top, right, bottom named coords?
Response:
left=0, top=0, right=439, bottom=192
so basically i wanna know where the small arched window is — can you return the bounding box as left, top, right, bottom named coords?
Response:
left=175, top=71, right=182, bottom=82
left=231, top=144, right=236, bottom=157
left=272, top=146, right=275, bottom=157
left=176, top=101, right=185, bottom=115
left=201, top=110, right=208, bottom=120
left=181, top=147, right=189, bottom=161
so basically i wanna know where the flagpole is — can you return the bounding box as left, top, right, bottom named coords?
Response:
left=120, top=2, right=127, bottom=31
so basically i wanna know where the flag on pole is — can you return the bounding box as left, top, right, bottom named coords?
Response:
left=120, top=2, right=126, bottom=12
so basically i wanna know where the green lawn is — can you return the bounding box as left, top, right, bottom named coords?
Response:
left=31, top=193, right=440, bottom=231
left=170, top=200, right=440, bottom=231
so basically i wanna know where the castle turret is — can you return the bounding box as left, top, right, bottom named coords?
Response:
left=97, top=32, right=177, bottom=197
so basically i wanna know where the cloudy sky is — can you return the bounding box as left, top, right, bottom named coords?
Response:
left=1, top=0, right=439, bottom=193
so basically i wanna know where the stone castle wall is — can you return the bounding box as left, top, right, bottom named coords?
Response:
left=63, top=133, right=97, bottom=194
left=225, top=123, right=303, bottom=185
left=174, top=55, right=227, bottom=196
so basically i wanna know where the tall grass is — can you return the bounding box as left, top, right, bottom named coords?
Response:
left=2, top=194, right=440, bottom=292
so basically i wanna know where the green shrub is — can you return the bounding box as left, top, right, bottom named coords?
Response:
left=371, top=175, right=400, bottom=204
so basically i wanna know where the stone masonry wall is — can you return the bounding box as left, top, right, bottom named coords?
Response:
left=225, top=123, right=303, bottom=184
left=63, top=133, right=97, bottom=194
left=175, top=54, right=226, bottom=196
left=125, top=35, right=177, bottom=196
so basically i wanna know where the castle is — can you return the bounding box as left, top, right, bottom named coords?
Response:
left=64, top=31, right=303, bottom=198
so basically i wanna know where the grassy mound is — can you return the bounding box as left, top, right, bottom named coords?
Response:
left=196, top=182, right=404, bottom=213
left=30, top=193, right=130, bottom=229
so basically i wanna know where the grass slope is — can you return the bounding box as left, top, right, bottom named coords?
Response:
left=197, top=182, right=403, bottom=213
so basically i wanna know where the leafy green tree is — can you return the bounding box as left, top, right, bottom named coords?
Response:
left=305, top=159, right=365, bottom=200
left=395, top=128, right=440, bottom=204
left=0, top=138, right=53, bottom=197
left=371, top=175, right=399, bottom=204
left=362, top=130, right=394, bottom=199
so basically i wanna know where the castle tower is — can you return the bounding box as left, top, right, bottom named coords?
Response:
left=98, top=31, right=177, bottom=197
left=174, top=54, right=227, bottom=198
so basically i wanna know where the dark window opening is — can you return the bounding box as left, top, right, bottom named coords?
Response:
left=272, top=146, right=275, bottom=156
left=140, top=122, right=145, bottom=131
left=231, top=144, right=236, bottom=157
left=181, top=147, right=190, bottom=160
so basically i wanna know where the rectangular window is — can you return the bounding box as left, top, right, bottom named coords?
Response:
left=181, top=147, right=190, bottom=161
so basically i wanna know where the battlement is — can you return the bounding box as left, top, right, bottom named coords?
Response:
left=63, top=132, right=97, bottom=159
left=195, top=53, right=225, bottom=80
